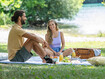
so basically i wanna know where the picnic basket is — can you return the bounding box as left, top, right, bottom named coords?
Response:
left=73, top=48, right=101, bottom=59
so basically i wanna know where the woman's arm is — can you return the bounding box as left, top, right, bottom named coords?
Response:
left=59, top=32, right=65, bottom=53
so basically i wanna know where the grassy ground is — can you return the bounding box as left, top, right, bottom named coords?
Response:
left=0, top=64, right=105, bottom=79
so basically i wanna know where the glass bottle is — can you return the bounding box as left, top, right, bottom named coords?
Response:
left=59, top=52, right=63, bottom=62
left=72, top=50, right=76, bottom=57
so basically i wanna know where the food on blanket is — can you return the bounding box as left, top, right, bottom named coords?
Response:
left=54, top=56, right=58, bottom=58
left=50, top=56, right=58, bottom=58
left=50, top=56, right=53, bottom=58
left=62, top=57, right=70, bottom=62
left=51, top=56, right=59, bottom=62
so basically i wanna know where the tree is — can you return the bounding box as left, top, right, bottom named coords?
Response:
left=21, top=0, right=84, bottom=27
left=0, top=0, right=22, bottom=25
left=20, top=0, right=47, bottom=27
left=0, top=0, right=84, bottom=27
left=102, top=0, right=105, bottom=5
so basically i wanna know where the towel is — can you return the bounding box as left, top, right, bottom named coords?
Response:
left=93, top=49, right=101, bottom=56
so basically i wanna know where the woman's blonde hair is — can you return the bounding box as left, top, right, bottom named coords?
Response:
left=47, top=20, right=59, bottom=44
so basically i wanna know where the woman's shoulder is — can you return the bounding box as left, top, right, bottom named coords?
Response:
left=45, top=33, right=48, bottom=37
left=59, top=31, right=63, bottom=35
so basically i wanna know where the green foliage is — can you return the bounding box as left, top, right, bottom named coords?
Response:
left=20, top=0, right=47, bottom=27
left=0, top=0, right=22, bottom=25
left=97, top=31, right=105, bottom=37
left=0, top=12, right=12, bottom=25
left=102, top=0, right=105, bottom=6
left=0, top=0, right=22, bottom=14
left=0, top=0, right=84, bottom=27
left=44, top=0, right=84, bottom=20
left=21, top=0, right=84, bottom=27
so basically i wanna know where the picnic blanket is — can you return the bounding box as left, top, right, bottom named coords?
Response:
left=0, top=56, right=92, bottom=65
left=0, top=53, right=8, bottom=61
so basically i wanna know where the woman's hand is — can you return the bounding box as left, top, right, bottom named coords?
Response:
left=55, top=52, right=60, bottom=56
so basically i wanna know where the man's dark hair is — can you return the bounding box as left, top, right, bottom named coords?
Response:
left=11, top=10, right=25, bottom=23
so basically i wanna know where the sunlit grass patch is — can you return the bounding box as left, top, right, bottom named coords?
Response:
left=0, top=43, right=7, bottom=53
left=65, top=41, right=105, bottom=48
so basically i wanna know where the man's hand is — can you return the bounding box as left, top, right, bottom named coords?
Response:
left=42, top=41, right=48, bottom=48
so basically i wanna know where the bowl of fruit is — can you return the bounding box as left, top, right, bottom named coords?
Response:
left=50, top=56, right=59, bottom=62
left=62, top=57, right=71, bottom=63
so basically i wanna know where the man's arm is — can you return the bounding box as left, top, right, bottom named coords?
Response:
left=22, top=32, right=45, bottom=44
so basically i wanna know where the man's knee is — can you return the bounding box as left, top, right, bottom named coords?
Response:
left=29, top=39, right=39, bottom=45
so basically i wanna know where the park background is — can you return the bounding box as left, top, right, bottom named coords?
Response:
left=0, top=0, right=105, bottom=79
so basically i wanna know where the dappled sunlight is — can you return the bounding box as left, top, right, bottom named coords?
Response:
left=87, top=66, right=96, bottom=69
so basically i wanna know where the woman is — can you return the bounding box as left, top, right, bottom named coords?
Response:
left=44, top=20, right=73, bottom=57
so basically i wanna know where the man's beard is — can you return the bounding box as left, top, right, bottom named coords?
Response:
left=21, top=18, right=25, bottom=25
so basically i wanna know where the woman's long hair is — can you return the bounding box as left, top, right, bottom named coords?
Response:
left=47, top=20, right=59, bottom=44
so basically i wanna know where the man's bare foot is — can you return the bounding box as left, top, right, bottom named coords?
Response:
left=42, top=59, right=46, bottom=63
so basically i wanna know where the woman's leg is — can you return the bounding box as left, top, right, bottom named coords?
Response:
left=63, top=48, right=73, bottom=57
left=43, top=47, right=54, bottom=57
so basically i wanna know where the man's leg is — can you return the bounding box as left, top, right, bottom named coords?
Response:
left=23, top=39, right=46, bottom=58
left=23, top=39, right=55, bottom=63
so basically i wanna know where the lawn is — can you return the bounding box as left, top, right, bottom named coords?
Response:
left=0, top=64, right=105, bottom=79
left=0, top=41, right=105, bottom=79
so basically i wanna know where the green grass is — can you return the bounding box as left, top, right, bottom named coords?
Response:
left=0, top=43, right=7, bottom=53
left=0, top=64, right=105, bottom=79
left=65, top=41, right=105, bottom=48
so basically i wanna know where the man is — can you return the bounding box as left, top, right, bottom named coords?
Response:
left=8, top=10, right=55, bottom=64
